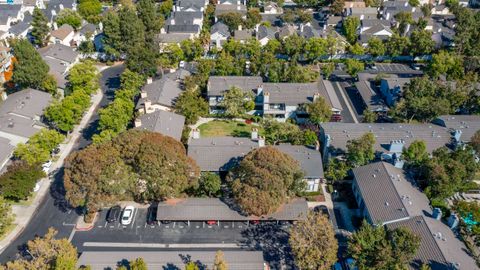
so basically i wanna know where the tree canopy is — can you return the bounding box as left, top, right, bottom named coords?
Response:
left=175, top=88, right=208, bottom=125
left=31, top=7, right=49, bottom=47
left=12, top=39, right=50, bottom=90
left=306, top=97, right=333, bottom=124
left=346, top=132, right=375, bottom=167
left=0, top=197, right=13, bottom=237
left=64, top=130, right=200, bottom=214
left=348, top=221, right=420, bottom=269
left=0, top=161, right=45, bottom=201
left=56, top=9, right=83, bottom=30
left=228, top=147, right=305, bottom=215
left=14, top=129, right=65, bottom=166
left=289, top=212, right=338, bottom=270
left=78, top=0, right=102, bottom=23
left=220, top=86, right=254, bottom=118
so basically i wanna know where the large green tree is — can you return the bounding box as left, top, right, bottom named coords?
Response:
left=409, top=29, right=435, bottom=55
left=218, top=12, right=244, bottom=32
left=220, top=86, right=254, bottom=118
left=306, top=97, right=332, bottom=124
left=119, top=7, right=146, bottom=53
left=31, top=7, right=49, bottom=47
left=428, top=50, right=464, bottom=80
left=228, top=147, right=305, bottom=216
left=343, top=17, right=360, bottom=44
left=403, top=140, right=428, bottom=166
left=0, top=197, right=13, bottom=237
left=12, top=39, right=50, bottom=89
left=64, top=130, right=200, bottom=214
left=2, top=228, right=78, bottom=269
left=290, top=213, right=338, bottom=270
left=348, top=221, right=420, bottom=269
left=345, top=58, right=364, bottom=77
left=137, top=0, right=163, bottom=41
left=175, top=89, right=208, bottom=125
left=346, top=132, right=375, bottom=167
left=367, top=37, right=386, bottom=57
left=14, top=129, right=65, bottom=166
left=78, top=0, right=102, bottom=23
left=0, top=162, right=45, bottom=202
left=55, top=8, right=82, bottom=30
left=68, top=60, right=100, bottom=95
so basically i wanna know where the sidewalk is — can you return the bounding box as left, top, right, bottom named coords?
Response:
left=0, top=89, right=104, bottom=252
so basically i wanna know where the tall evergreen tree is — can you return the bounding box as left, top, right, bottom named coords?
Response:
left=102, top=11, right=122, bottom=57
left=31, top=7, right=49, bottom=47
left=119, top=7, right=146, bottom=54
left=137, top=0, right=163, bottom=42
left=12, top=39, right=50, bottom=89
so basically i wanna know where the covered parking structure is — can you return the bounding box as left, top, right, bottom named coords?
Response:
left=156, top=198, right=308, bottom=226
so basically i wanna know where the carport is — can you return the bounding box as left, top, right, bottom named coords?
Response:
left=156, top=198, right=308, bottom=227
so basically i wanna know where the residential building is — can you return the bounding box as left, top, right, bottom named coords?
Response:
left=326, top=16, right=343, bottom=28
left=207, top=76, right=342, bottom=122
left=359, top=20, right=393, bottom=45
left=379, top=77, right=411, bottom=106
left=136, top=76, right=183, bottom=113
left=382, top=0, right=423, bottom=23
left=38, top=43, right=80, bottom=89
left=256, top=25, right=277, bottom=46
left=134, top=110, right=185, bottom=141
left=354, top=80, right=387, bottom=113
left=352, top=162, right=477, bottom=269
left=263, top=1, right=283, bottom=14
left=44, top=0, right=76, bottom=25
left=78, top=251, right=269, bottom=270
left=156, top=33, right=193, bottom=50
left=210, top=22, right=230, bottom=49
left=297, top=24, right=321, bottom=39
left=21, top=0, right=45, bottom=13
left=49, top=24, right=75, bottom=46
left=0, top=137, right=14, bottom=172
left=7, top=11, right=32, bottom=38
left=348, top=7, right=378, bottom=20
left=0, top=88, right=51, bottom=147
left=344, top=1, right=366, bottom=10
left=277, top=24, right=296, bottom=39
left=188, top=134, right=324, bottom=191
left=320, top=122, right=452, bottom=163
left=75, top=23, right=98, bottom=43
left=174, top=0, right=207, bottom=12
left=234, top=29, right=253, bottom=43
left=0, top=45, right=13, bottom=90
left=215, top=0, right=247, bottom=21
left=433, top=115, right=480, bottom=146
left=0, top=4, right=24, bottom=33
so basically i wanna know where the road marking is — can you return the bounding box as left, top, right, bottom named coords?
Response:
left=130, top=209, right=138, bottom=229
left=104, top=221, right=108, bottom=228
left=335, top=81, right=359, bottom=123
left=83, top=242, right=241, bottom=248
left=67, top=228, right=76, bottom=242
left=62, top=222, right=76, bottom=226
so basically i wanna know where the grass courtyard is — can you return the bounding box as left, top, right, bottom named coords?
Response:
left=198, top=120, right=263, bottom=137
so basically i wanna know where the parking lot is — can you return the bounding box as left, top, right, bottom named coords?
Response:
left=70, top=208, right=292, bottom=252
left=370, top=63, right=423, bottom=75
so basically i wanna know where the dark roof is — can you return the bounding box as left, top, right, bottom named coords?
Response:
left=215, top=4, right=248, bottom=16
left=77, top=251, right=266, bottom=270
left=39, top=43, right=79, bottom=63
left=138, top=78, right=183, bottom=108
left=188, top=136, right=258, bottom=171
left=353, top=162, right=410, bottom=224
left=354, top=80, right=387, bottom=111
left=298, top=25, right=320, bottom=39
left=167, top=24, right=200, bottom=33
left=166, top=11, right=203, bottom=26
left=256, top=25, right=277, bottom=40
left=263, top=82, right=319, bottom=105
left=234, top=29, right=253, bottom=41
left=211, top=22, right=230, bottom=37
left=386, top=216, right=449, bottom=270
left=0, top=89, right=52, bottom=119
left=274, top=144, right=323, bottom=178
left=176, top=0, right=205, bottom=11
left=434, top=115, right=480, bottom=143
left=321, top=122, right=451, bottom=154
left=136, top=110, right=185, bottom=141
left=207, top=76, right=263, bottom=96
left=0, top=4, right=22, bottom=25
left=156, top=33, right=192, bottom=43
left=156, top=198, right=308, bottom=221
left=79, top=23, right=97, bottom=35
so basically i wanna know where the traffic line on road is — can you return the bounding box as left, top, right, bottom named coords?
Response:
left=83, top=242, right=241, bottom=248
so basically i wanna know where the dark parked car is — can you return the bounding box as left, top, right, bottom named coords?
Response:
left=106, top=205, right=121, bottom=223
left=147, top=205, right=157, bottom=225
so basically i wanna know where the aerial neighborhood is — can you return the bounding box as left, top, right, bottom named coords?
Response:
left=0, top=0, right=479, bottom=269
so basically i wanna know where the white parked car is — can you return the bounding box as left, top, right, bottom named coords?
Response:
left=121, top=206, right=135, bottom=225
left=42, top=160, right=52, bottom=173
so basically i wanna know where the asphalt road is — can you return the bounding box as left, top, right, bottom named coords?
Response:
left=0, top=64, right=125, bottom=263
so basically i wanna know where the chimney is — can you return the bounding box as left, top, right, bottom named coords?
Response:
left=192, top=128, right=200, bottom=139
left=313, top=92, right=320, bottom=102
left=251, top=128, right=258, bottom=140
left=238, top=24, right=242, bottom=30
left=258, top=136, right=265, bottom=147
left=263, top=91, right=269, bottom=103
left=147, top=77, right=153, bottom=84
left=300, top=23, right=304, bottom=32
left=454, top=130, right=462, bottom=142
left=257, top=84, right=263, bottom=95
left=144, top=99, right=152, bottom=113
left=140, top=91, right=147, bottom=98
left=134, top=118, right=142, bottom=127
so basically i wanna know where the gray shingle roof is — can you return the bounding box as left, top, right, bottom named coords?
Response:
left=0, top=89, right=52, bottom=119
left=167, top=24, right=200, bottom=33
left=156, top=197, right=308, bottom=221
left=156, top=33, right=192, bottom=43
left=188, top=136, right=258, bottom=171
left=434, top=115, right=480, bottom=143
left=166, top=11, right=203, bottom=26
left=211, top=22, right=230, bottom=37
left=0, top=4, right=22, bottom=25
left=320, top=122, right=451, bottom=154
left=137, top=78, right=183, bottom=108
left=234, top=29, right=253, bottom=41
left=207, top=76, right=263, bottom=96
left=274, top=144, right=324, bottom=178
left=136, top=110, right=185, bottom=141
left=0, top=137, right=14, bottom=169
left=77, top=251, right=265, bottom=270
left=39, top=43, right=79, bottom=63
left=353, top=162, right=410, bottom=224
left=176, top=0, right=205, bottom=11
left=256, top=25, right=277, bottom=40
left=354, top=80, right=386, bottom=111
left=0, top=114, right=44, bottom=138
left=263, top=82, right=319, bottom=106
left=215, top=4, right=248, bottom=16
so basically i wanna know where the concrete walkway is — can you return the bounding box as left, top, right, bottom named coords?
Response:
left=0, top=89, right=104, bottom=252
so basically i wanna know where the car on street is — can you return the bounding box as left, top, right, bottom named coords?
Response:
left=42, top=160, right=52, bottom=173
left=106, top=205, right=121, bottom=223
left=121, top=206, right=135, bottom=225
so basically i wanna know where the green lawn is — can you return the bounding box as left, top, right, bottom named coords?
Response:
left=198, top=120, right=262, bottom=137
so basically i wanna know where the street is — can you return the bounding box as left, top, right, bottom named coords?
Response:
left=0, top=64, right=125, bottom=263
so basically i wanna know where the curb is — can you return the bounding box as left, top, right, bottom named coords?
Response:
left=74, top=213, right=97, bottom=231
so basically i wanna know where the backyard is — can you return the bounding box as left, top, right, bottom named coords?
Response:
left=198, top=120, right=262, bottom=137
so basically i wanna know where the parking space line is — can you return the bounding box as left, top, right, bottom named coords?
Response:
left=83, top=242, right=240, bottom=248
left=130, top=209, right=138, bottom=229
